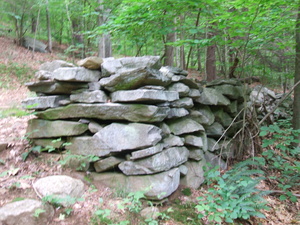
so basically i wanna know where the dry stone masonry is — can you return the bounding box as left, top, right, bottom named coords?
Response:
left=23, top=56, right=250, bottom=200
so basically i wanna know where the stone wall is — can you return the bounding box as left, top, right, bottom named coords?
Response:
left=22, top=56, right=249, bottom=200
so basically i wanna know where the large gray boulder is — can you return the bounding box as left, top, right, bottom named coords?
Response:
left=0, top=199, right=54, bottom=225
left=22, top=37, right=48, bottom=53
left=22, top=95, right=68, bottom=110
left=92, top=168, right=180, bottom=200
left=93, top=123, right=162, bottom=152
left=167, top=118, right=204, bottom=135
left=26, top=119, right=88, bottom=138
left=100, top=68, right=171, bottom=92
left=101, top=56, right=161, bottom=76
left=70, top=90, right=108, bottom=103
left=33, top=175, right=85, bottom=207
left=25, top=80, right=87, bottom=94
left=111, top=89, right=179, bottom=103
left=119, top=147, right=189, bottom=175
left=36, top=103, right=170, bottom=122
left=180, top=160, right=206, bottom=189
left=53, top=67, right=101, bottom=82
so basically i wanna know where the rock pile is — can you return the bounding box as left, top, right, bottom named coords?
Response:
left=23, top=56, right=248, bottom=200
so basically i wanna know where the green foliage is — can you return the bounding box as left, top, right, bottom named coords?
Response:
left=260, top=120, right=300, bottom=202
left=196, top=160, right=269, bottom=224
left=168, top=201, right=199, bottom=225
left=0, top=107, right=29, bottom=118
left=42, top=194, right=84, bottom=208
left=33, top=208, right=46, bottom=218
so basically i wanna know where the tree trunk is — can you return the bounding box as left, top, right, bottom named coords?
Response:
left=98, top=0, right=112, bottom=58
left=293, top=5, right=300, bottom=136
left=164, top=32, right=176, bottom=66
left=46, top=0, right=52, bottom=53
left=206, top=27, right=216, bottom=81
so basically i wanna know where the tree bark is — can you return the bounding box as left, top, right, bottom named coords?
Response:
left=206, top=27, right=217, bottom=81
left=293, top=4, right=300, bottom=136
left=164, top=32, right=176, bottom=66
left=46, top=0, right=52, bottom=53
left=98, top=0, right=112, bottom=58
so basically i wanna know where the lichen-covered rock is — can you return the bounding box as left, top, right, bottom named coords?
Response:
left=180, top=160, right=206, bottom=189
left=53, top=67, right=101, bottom=82
left=70, top=90, right=108, bottom=103
left=167, top=118, right=204, bottom=135
left=22, top=95, right=68, bottom=110
left=195, top=88, right=230, bottom=106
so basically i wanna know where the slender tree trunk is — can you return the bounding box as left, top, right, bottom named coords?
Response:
left=98, top=0, right=112, bottom=58
left=46, top=0, right=52, bottom=53
left=164, top=32, right=176, bottom=66
left=206, top=27, right=217, bottom=81
left=293, top=4, right=300, bottom=137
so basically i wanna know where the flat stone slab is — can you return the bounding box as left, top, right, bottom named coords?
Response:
left=167, top=108, right=189, bottom=119
left=162, top=135, right=184, bottom=148
left=94, top=123, right=162, bottom=152
left=111, top=89, right=179, bottom=103
left=119, top=147, right=189, bottom=175
left=36, top=103, right=170, bottom=122
left=167, top=118, right=204, bottom=135
left=33, top=175, right=85, bottom=207
left=130, top=144, right=164, bottom=160
left=70, top=90, right=108, bottom=103
left=25, top=80, right=88, bottom=94
left=66, top=136, right=110, bottom=156
left=184, top=135, right=204, bottom=147
left=94, top=156, right=124, bottom=172
left=26, top=119, right=88, bottom=138
left=170, top=97, right=194, bottom=108
left=92, top=168, right=180, bottom=200
left=22, top=95, right=68, bottom=110
left=168, top=83, right=190, bottom=97
left=39, top=60, right=74, bottom=72
left=0, top=199, right=54, bottom=225
left=53, top=67, right=101, bottom=82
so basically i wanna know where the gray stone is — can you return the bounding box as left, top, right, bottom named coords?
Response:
left=171, top=76, right=200, bottom=89
left=88, top=82, right=101, bottom=91
left=205, top=122, right=224, bottom=138
left=25, top=80, right=88, bottom=94
left=189, top=89, right=201, bottom=98
left=70, top=90, right=108, bottom=103
left=170, top=97, right=194, bottom=108
left=180, top=160, right=206, bottom=189
left=118, top=147, right=189, bottom=175
left=53, top=67, right=101, bottom=82
left=168, top=83, right=190, bottom=97
left=159, top=123, right=171, bottom=137
left=140, top=207, right=160, bottom=220
left=91, top=168, right=180, bottom=200
left=159, top=66, right=188, bottom=77
left=88, top=121, right=103, bottom=133
left=100, top=67, right=171, bottom=92
left=204, top=152, right=227, bottom=170
left=22, top=37, right=48, bottom=53
left=26, top=119, right=88, bottom=138
left=188, top=148, right=205, bottom=161
left=207, top=138, right=220, bottom=152
left=0, top=142, right=8, bottom=152
left=130, top=144, right=164, bottom=160
left=195, top=88, right=230, bottom=106
left=62, top=155, right=90, bottom=171
left=250, top=89, right=264, bottom=105
left=189, top=106, right=215, bottom=126
left=184, top=135, right=203, bottom=148
left=213, top=108, right=233, bottom=127
left=101, top=56, right=161, bottom=77
left=66, top=136, right=110, bottom=157
left=167, top=118, right=204, bottom=135
left=36, top=103, right=170, bottom=123
left=214, top=84, right=244, bottom=100
left=225, top=100, right=238, bottom=114
left=94, top=156, right=124, bottom=172
left=206, top=78, right=241, bottom=87
left=39, top=60, right=74, bottom=72
left=167, top=108, right=189, bottom=119
left=219, top=140, right=236, bottom=159
left=179, top=165, right=188, bottom=176
left=111, top=89, right=179, bottom=103
left=33, top=175, right=85, bottom=207
left=197, top=132, right=208, bottom=152
left=35, top=70, right=53, bottom=80
left=0, top=199, right=54, bottom=225
left=94, top=123, right=162, bottom=152
left=77, top=56, right=103, bottom=70
left=32, top=138, right=64, bottom=149
left=162, top=135, right=184, bottom=148
left=22, top=95, right=68, bottom=110
left=139, top=85, right=165, bottom=90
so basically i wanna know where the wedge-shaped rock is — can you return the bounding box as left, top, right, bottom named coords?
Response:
left=22, top=95, right=68, bottom=110
left=189, top=89, right=201, bottom=98
left=0, top=199, right=54, bottom=225
left=100, top=67, right=171, bottom=92
left=94, top=156, right=124, bottom=172
left=130, top=144, right=164, bottom=160
left=66, top=136, right=110, bottom=156
left=214, top=84, right=244, bottom=100
left=207, top=138, right=220, bottom=152
left=206, top=78, right=241, bottom=87
left=94, top=123, right=162, bottom=152
left=184, top=135, right=203, bottom=147
left=180, top=160, right=206, bottom=189
left=159, top=66, right=188, bottom=77
left=25, top=80, right=87, bottom=94
left=101, top=56, right=161, bottom=76
left=195, top=88, right=230, bottom=106
left=213, top=108, right=233, bottom=128
left=26, top=119, right=88, bottom=138
left=70, top=90, right=108, bottom=103
left=91, top=168, right=180, bottom=200
left=53, top=67, right=101, bottom=82
left=205, top=122, right=224, bottom=138
left=77, top=56, right=103, bottom=70
left=111, top=90, right=179, bottom=103
left=167, top=108, right=189, bottom=119
left=168, top=83, right=190, bottom=97
left=188, top=147, right=205, bottom=161
left=119, top=147, right=189, bottom=175
left=162, top=135, right=184, bottom=148
left=33, top=175, right=85, bottom=207
left=167, top=118, right=204, bottom=135
left=189, top=106, right=215, bottom=126
left=170, top=97, right=193, bottom=108
left=36, top=103, right=169, bottom=122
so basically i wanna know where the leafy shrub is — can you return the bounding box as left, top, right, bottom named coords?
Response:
left=196, top=159, right=269, bottom=224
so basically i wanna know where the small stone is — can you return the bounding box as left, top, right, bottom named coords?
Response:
left=94, top=156, right=124, bottom=172
left=77, top=56, right=103, bottom=70
left=70, top=90, right=108, bottom=103
left=140, top=207, right=160, bottom=220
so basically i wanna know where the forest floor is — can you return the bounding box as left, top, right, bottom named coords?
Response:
left=0, top=36, right=299, bottom=225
